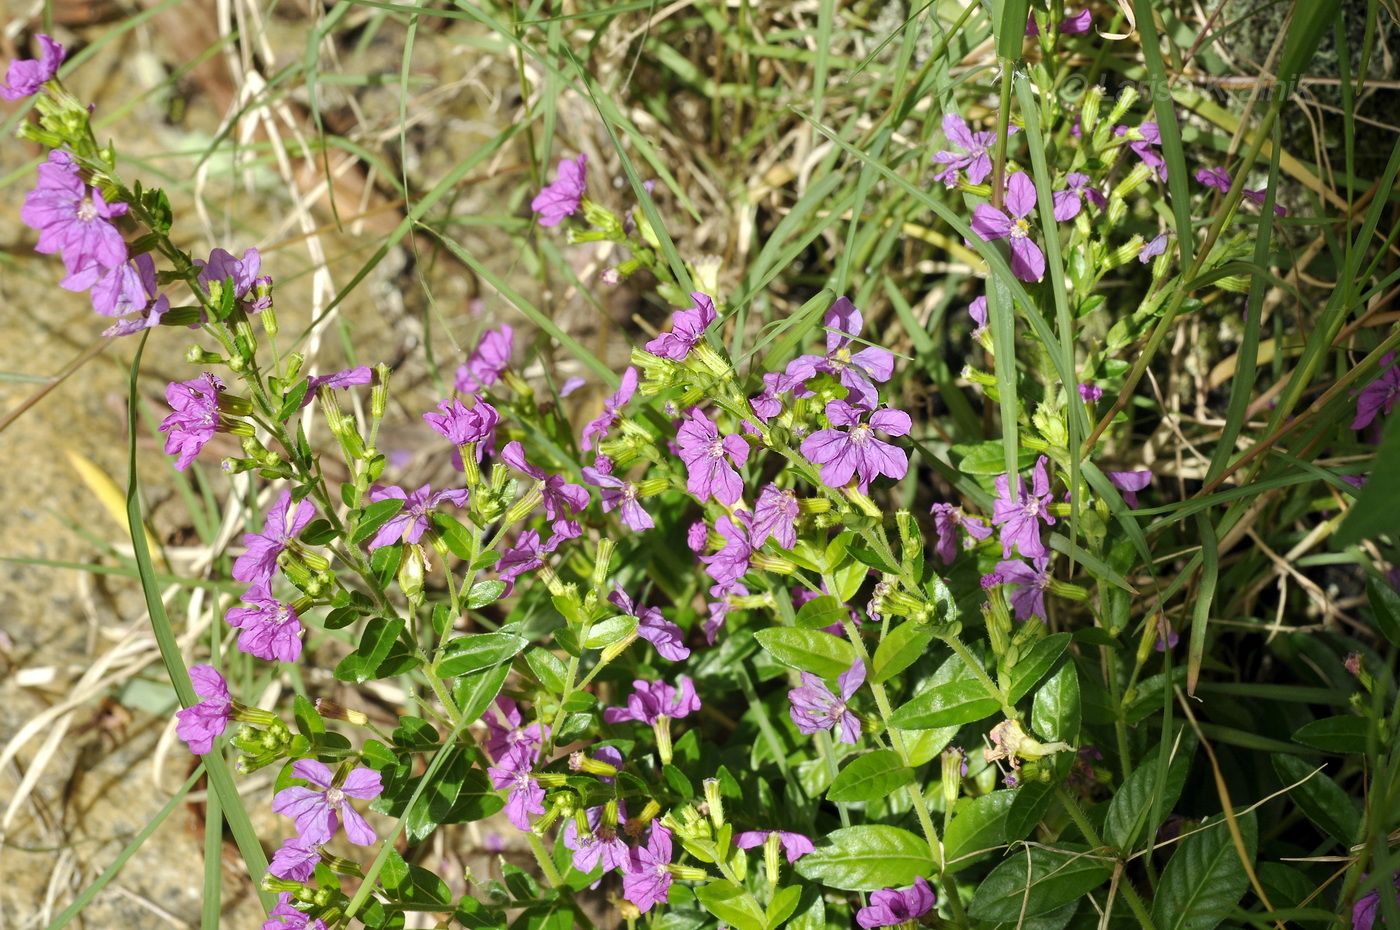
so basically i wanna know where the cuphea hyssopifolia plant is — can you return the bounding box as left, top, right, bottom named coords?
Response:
left=11, top=28, right=1302, bottom=930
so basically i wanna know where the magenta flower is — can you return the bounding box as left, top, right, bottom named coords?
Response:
left=1354, top=353, right=1400, bottom=430
left=701, top=514, right=753, bottom=587
left=1139, top=233, right=1169, bottom=263
left=753, top=484, right=799, bottom=549
left=968, top=295, right=988, bottom=342
left=487, top=744, right=546, bottom=830
left=581, top=367, right=638, bottom=451
left=483, top=696, right=548, bottom=763
left=272, top=760, right=383, bottom=846
left=800, top=400, right=911, bottom=490
left=159, top=373, right=226, bottom=471
left=780, top=297, right=895, bottom=407
left=972, top=172, right=1046, bottom=282
left=1078, top=383, right=1103, bottom=403
left=789, top=659, right=864, bottom=744
left=196, top=247, right=261, bottom=303
left=932, top=114, right=1003, bottom=186
left=1242, top=187, right=1288, bottom=216
left=1114, top=122, right=1166, bottom=178
left=992, top=455, right=1055, bottom=559
left=1352, top=871, right=1400, bottom=930
left=298, top=366, right=373, bottom=408
left=610, top=586, right=690, bottom=662
left=233, top=490, right=316, bottom=585
left=735, top=830, right=814, bottom=862
left=531, top=154, right=587, bottom=226
left=704, top=581, right=747, bottom=644
left=455, top=324, right=514, bottom=393
left=2, top=34, right=64, bottom=99
left=363, top=483, right=471, bottom=551
left=175, top=664, right=231, bottom=755
left=582, top=462, right=654, bottom=531
left=604, top=676, right=701, bottom=726
left=268, top=835, right=320, bottom=882
left=563, top=803, right=631, bottom=874
left=686, top=520, right=708, bottom=553
left=996, top=556, right=1052, bottom=620
left=264, top=893, right=327, bottom=930
left=1052, top=172, right=1105, bottom=221
left=22, top=151, right=128, bottom=276
left=857, top=876, right=936, bottom=929
left=226, top=582, right=304, bottom=662
left=1027, top=8, right=1091, bottom=34
left=676, top=408, right=749, bottom=505
left=497, top=529, right=561, bottom=593
left=929, top=503, right=993, bottom=564
left=502, top=442, right=589, bottom=537
left=423, top=397, right=499, bottom=449
left=623, top=825, right=674, bottom=913
left=1106, top=470, right=1152, bottom=508
left=645, top=292, right=718, bottom=361
left=750, top=371, right=788, bottom=422
left=90, top=251, right=159, bottom=319
left=1196, top=166, right=1231, bottom=193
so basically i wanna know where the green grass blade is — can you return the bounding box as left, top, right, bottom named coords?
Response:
left=1187, top=513, right=1219, bottom=695
left=1132, top=0, right=1194, bottom=269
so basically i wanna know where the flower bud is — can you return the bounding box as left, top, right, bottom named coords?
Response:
left=1105, top=86, right=1139, bottom=125
left=941, top=747, right=967, bottom=809
left=503, top=481, right=545, bottom=526
left=371, top=364, right=391, bottom=420
left=569, top=752, right=620, bottom=778
left=702, top=778, right=725, bottom=830
left=315, top=699, right=369, bottom=726
left=634, top=476, right=672, bottom=498
left=653, top=717, right=675, bottom=765
left=599, top=630, right=639, bottom=666
left=1112, top=162, right=1154, bottom=200
left=1080, top=86, right=1103, bottom=136
left=626, top=800, right=663, bottom=838
left=398, top=543, right=427, bottom=605
left=666, top=864, right=711, bottom=882
left=186, top=345, right=225, bottom=366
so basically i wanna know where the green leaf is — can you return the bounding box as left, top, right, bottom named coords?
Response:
left=872, top=622, right=935, bottom=684
left=1365, top=577, right=1400, bottom=647
left=826, top=750, right=913, bottom=803
left=431, top=512, right=476, bottom=560
left=299, top=517, right=337, bottom=546
left=276, top=379, right=311, bottom=421
left=1151, top=812, right=1257, bottom=930
left=996, top=0, right=1031, bottom=60
left=1104, top=734, right=1195, bottom=852
left=1292, top=716, right=1370, bottom=754
left=350, top=498, right=406, bottom=546
left=967, top=846, right=1111, bottom=921
left=1005, top=780, right=1054, bottom=844
left=753, top=628, right=856, bottom=677
left=793, top=595, right=850, bottom=630
left=380, top=848, right=452, bottom=906
left=466, top=579, right=507, bottom=610
left=1271, top=755, right=1359, bottom=847
left=454, top=662, right=512, bottom=724
left=437, top=631, right=527, bottom=678
left=1007, top=633, right=1071, bottom=702
left=334, top=617, right=406, bottom=684
left=525, top=647, right=568, bottom=694
left=766, top=886, right=802, bottom=930
left=1031, top=661, right=1080, bottom=745
left=944, top=790, right=1015, bottom=872
left=583, top=615, right=638, bottom=650
left=890, top=679, right=999, bottom=730
left=794, top=826, right=934, bottom=891
left=694, top=881, right=766, bottom=930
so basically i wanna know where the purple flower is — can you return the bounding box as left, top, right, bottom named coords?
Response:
left=750, top=371, right=787, bottom=422
left=21, top=151, right=128, bottom=276
left=502, top=442, right=589, bottom=537
left=487, top=744, right=546, bottom=830
left=159, top=373, right=225, bottom=471
left=676, top=408, right=749, bottom=505
left=781, top=297, right=895, bottom=407
left=91, top=252, right=162, bottom=321
left=686, top=520, right=708, bottom=553
left=1106, top=470, right=1152, bottom=508
left=582, top=463, right=654, bottom=531
left=1243, top=187, right=1288, bottom=216
left=532, top=154, right=587, bottom=226
left=455, top=324, right=514, bottom=393
left=1079, top=383, right=1103, bottom=403
left=497, top=529, right=561, bottom=593
left=753, top=484, right=799, bottom=549
left=233, top=490, right=316, bottom=584
left=582, top=367, right=638, bottom=451
left=2, top=34, right=64, bottom=100
left=1027, top=9, right=1091, bottom=34
left=196, top=247, right=261, bottom=303
left=271, top=760, right=383, bottom=846
left=611, top=587, right=690, bottom=661
left=968, top=295, right=988, bottom=342
left=1139, top=233, right=1169, bottom=263
left=423, top=397, right=499, bottom=448
left=645, top=292, right=718, bottom=361
left=268, top=835, right=320, bottom=882
left=1196, top=166, right=1231, bottom=193
left=1052, top=172, right=1105, bottom=221
left=363, top=483, right=471, bottom=551
left=932, top=114, right=1004, bottom=186
left=996, top=556, right=1052, bottom=620
left=972, top=172, right=1045, bottom=282
left=1353, top=871, right=1400, bottom=930
left=800, top=400, right=911, bottom=491
left=704, top=581, right=747, bottom=644
left=563, top=803, right=631, bottom=874
left=992, top=455, right=1056, bottom=559
left=734, top=830, right=814, bottom=862
left=226, top=582, right=304, bottom=662
left=788, top=659, right=864, bottom=744
left=929, top=503, right=993, bottom=564
left=1115, top=122, right=1166, bottom=178
left=264, top=893, right=327, bottom=930
left=175, top=664, right=231, bottom=755
left=484, top=696, right=547, bottom=763
left=1155, top=619, right=1180, bottom=652
left=856, top=876, right=936, bottom=929
left=1354, top=354, right=1400, bottom=430
left=604, top=676, right=701, bottom=726
left=701, top=513, right=753, bottom=587
left=299, top=366, right=373, bottom=407
left=623, top=825, right=674, bottom=913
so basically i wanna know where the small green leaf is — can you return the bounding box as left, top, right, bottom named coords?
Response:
left=583, top=615, right=638, bottom=650
left=1292, top=716, right=1370, bottom=754
left=753, top=628, right=856, bottom=677
left=695, top=880, right=766, bottom=930
left=454, top=662, right=511, bottom=724
left=1272, top=755, right=1360, bottom=847
left=794, top=826, right=933, bottom=891
left=299, top=517, right=337, bottom=546
left=890, top=679, right=999, bottom=730
left=967, top=846, right=1110, bottom=921
left=1104, top=733, right=1195, bottom=851
left=437, top=632, right=527, bottom=677
left=793, top=595, right=850, bottom=630
left=334, top=617, right=405, bottom=684
left=944, top=790, right=1015, bottom=872
left=826, top=750, right=913, bottom=803
left=766, top=885, right=802, bottom=930
left=1151, top=812, right=1256, bottom=930
left=872, top=622, right=936, bottom=684
left=432, top=512, right=476, bottom=561
left=466, top=579, right=507, bottom=609
left=525, top=648, right=568, bottom=694
left=380, top=848, right=451, bottom=906
left=350, top=498, right=406, bottom=546
left=1005, top=780, right=1054, bottom=844
left=1031, top=661, right=1080, bottom=745
left=1006, top=633, right=1071, bottom=702
left=277, top=379, right=311, bottom=421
